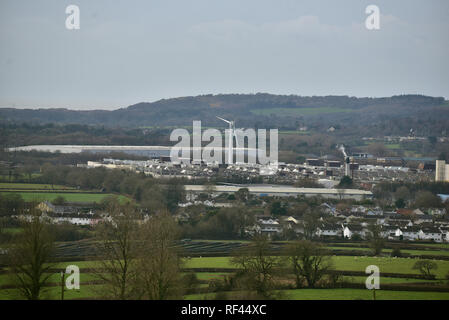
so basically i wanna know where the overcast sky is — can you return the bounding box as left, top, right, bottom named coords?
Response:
left=0, top=0, right=448, bottom=110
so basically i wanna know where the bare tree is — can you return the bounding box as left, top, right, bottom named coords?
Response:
left=285, top=240, right=333, bottom=288
left=366, top=223, right=385, bottom=256
left=203, top=183, right=217, bottom=200
left=7, top=206, right=55, bottom=300
left=94, top=199, right=140, bottom=299
left=135, top=211, right=183, bottom=300
left=412, top=260, right=438, bottom=280
left=231, top=235, right=283, bottom=298
left=302, top=213, right=320, bottom=240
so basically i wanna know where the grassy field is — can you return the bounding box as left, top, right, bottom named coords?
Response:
left=0, top=183, right=77, bottom=191
left=185, top=289, right=449, bottom=300
left=1, top=240, right=448, bottom=300
left=1, top=256, right=448, bottom=300
left=330, top=242, right=449, bottom=249
left=0, top=174, right=42, bottom=182
left=341, top=275, right=442, bottom=284
left=183, top=256, right=449, bottom=279
left=279, top=130, right=310, bottom=135
left=0, top=182, right=132, bottom=203
left=0, top=272, right=100, bottom=287
left=0, top=192, right=129, bottom=203
left=4, top=286, right=448, bottom=300
left=0, top=285, right=103, bottom=300
left=328, top=246, right=449, bottom=257
left=250, top=107, right=353, bottom=116
left=385, top=144, right=401, bottom=150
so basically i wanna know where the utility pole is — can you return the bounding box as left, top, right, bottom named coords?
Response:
left=61, top=271, right=65, bottom=300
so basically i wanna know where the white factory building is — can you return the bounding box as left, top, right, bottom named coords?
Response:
left=436, top=160, right=449, bottom=182
left=6, top=145, right=260, bottom=162
left=184, top=185, right=373, bottom=200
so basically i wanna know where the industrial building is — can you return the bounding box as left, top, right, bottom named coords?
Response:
left=6, top=145, right=259, bottom=162
left=184, top=185, right=373, bottom=200
left=436, top=160, right=449, bottom=182
left=7, top=145, right=173, bottom=157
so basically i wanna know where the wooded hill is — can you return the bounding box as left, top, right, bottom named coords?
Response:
left=0, top=94, right=447, bottom=136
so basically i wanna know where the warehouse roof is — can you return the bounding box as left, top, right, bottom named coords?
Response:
left=184, top=185, right=372, bottom=196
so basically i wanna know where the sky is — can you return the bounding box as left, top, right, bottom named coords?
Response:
left=0, top=0, right=448, bottom=110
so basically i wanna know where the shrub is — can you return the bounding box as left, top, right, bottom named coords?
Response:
left=391, top=247, right=402, bottom=257
left=412, top=260, right=438, bottom=280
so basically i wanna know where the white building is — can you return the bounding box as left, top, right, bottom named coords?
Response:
left=184, top=185, right=373, bottom=200
left=435, top=160, right=449, bottom=182
left=420, top=228, right=444, bottom=242
left=402, top=227, right=421, bottom=241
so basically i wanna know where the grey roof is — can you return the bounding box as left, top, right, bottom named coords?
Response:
left=185, top=185, right=373, bottom=196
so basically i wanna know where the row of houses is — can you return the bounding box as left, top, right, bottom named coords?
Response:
left=250, top=215, right=449, bottom=243
left=321, top=203, right=446, bottom=218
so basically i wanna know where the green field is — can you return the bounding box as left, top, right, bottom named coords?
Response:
left=279, top=130, right=310, bottom=135
left=251, top=107, right=353, bottom=116
left=0, top=285, right=103, bottom=300
left=328, top=246, right=449, bottom=257
left=185, top=289, right=449, bottom=300
left=0, top=272, right=100, bottom=287
left=1, top=241, right=449, bottom=300
left=0, top=183, right=77, bottom=191
left=385, top=144, right=401, bottom=150
left=0, top=192, right=129, bottom=203
left=1, top=255, right=449, bottom=300
left=184, top=256, right=449, bottom=279
left=0, top=174, right=42, bottom=182
left=0, top=182, right=130, bottom=203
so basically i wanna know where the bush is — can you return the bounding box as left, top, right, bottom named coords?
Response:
left=326, top=271, right=343, bottom=288
left=49, top=223, right=93, bottom=241
left=351, top=234, right=363, bottom=241
left=412, top=260, right=438, bottom=280
left=391, top=247, right=402, bottom=257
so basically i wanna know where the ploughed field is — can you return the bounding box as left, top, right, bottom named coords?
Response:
left=19, top=239, right=449, bottom=262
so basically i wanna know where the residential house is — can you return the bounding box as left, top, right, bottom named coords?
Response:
left=37, top=201, right=77, bottom=215
left=420, top=227, right=444, bottom=242
left=257, top=217, right=283, bottom=237
left=387, top=214, right=412, bottom=226
left=316, top=223, right=343, bottom=238
left=401, top=226, right=422, bottom=241
left=320, top=203, right=336, bottom=215
left=413, top=209, right=425, bottom=216
left=427, top=208, right=446, bottom=217
left=435, top=219, right=449, bottom=227
left=440, top=227, right=449, bottom=242
left=383, top=226, right=403, bottom=239
left=414, top=215, right=433, bottom=225
left=343, top=224, right=366, bottom=239
left=52, top=217, right=99, bottom=226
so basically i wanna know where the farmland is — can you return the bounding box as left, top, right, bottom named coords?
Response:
left=0, top=183, right=78, bottom=191
left=183, top=256, right=449, bottom=279
left=1, top=241, right=449, bottom=300
left=185, top=289, right=449, bottom=300
left=0, top=192, right=124, bottom=203
left=0, top=182, right=130, bottom=203
left=250, top=107, right=353, bottom=117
